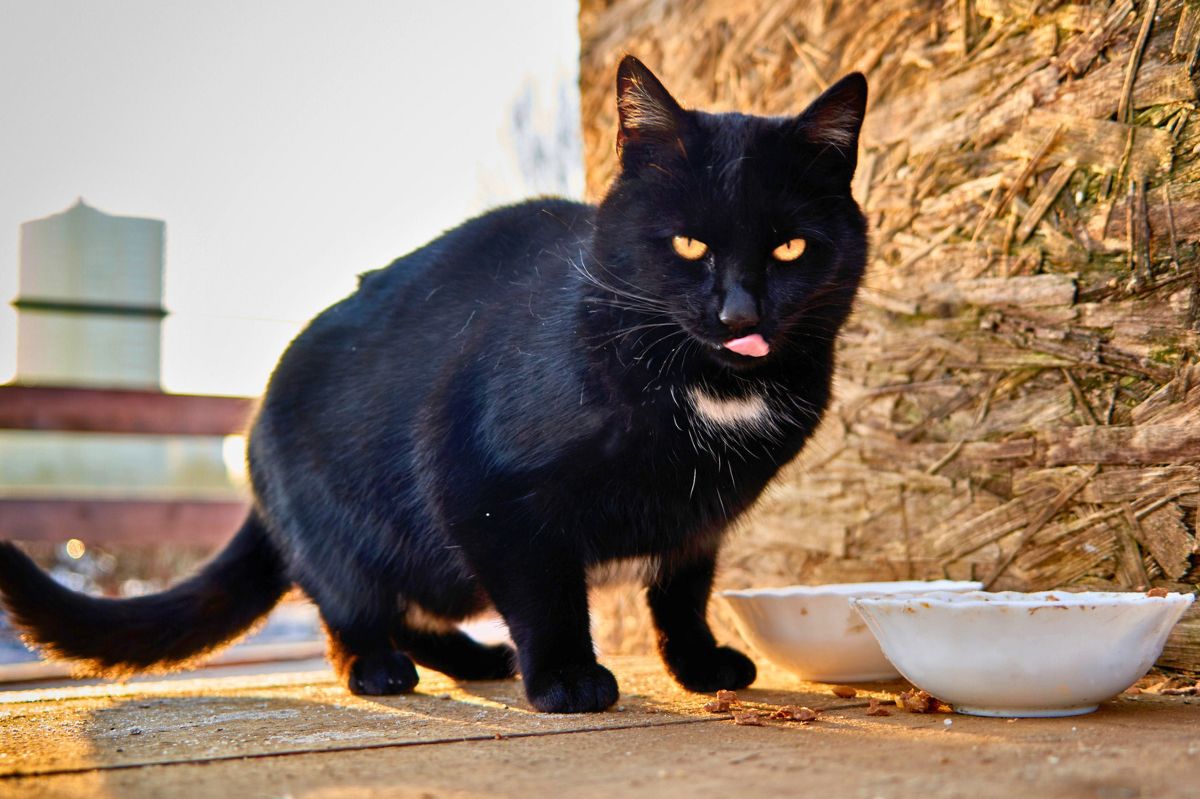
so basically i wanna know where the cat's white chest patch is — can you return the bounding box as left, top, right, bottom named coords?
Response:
left=689, top=387, right=773, bottom=432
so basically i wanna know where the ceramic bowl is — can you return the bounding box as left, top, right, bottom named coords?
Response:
left=720, top=580, right=983, bottom=682
left=850, top=590, right=1195, bottom=717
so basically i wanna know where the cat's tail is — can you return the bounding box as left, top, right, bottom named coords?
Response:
left=0, top=512, right=290, bottom=677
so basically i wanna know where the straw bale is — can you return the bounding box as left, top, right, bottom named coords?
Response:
left=1133, top=503, right=1195, bottom=580
left=1161, top=619, right=1200, bottom=670
left=1015, top=465, right=1200, bottom=505
left=1039, top=423, right=1200, bottom=465
left=580, top=0, right=1200, bottom=669
left=1173, top=4, right=1200, bottom=60
left=999, top=111, right=1175, bottom=178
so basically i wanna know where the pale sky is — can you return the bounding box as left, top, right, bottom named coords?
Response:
left=0, top=0, right=582, bottom=395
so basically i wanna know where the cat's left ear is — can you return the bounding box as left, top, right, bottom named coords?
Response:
left=795, top=72, right=868, bottom=177
left=615, top=55, right=687, bottom=161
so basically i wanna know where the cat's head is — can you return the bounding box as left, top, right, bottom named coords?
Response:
left=592, top=55, right=868, bottom=372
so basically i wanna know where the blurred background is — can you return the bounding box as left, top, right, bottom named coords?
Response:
left=0, top=0, right=582, bottom=680
left=0, top=0, right=583, bottom=395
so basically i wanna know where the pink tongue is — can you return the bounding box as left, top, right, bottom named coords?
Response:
left=723, top=333, right=770, bottom=357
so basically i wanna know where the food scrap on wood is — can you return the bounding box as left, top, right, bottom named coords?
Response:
left=769, top=705, right=822, bottom=723
left=704, top=689, right=741, bottom=712
left=896, top=689, right=952, bottom=714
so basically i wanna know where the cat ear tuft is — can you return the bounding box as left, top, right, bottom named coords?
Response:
left=615, top=55, right=686, bottom=159
left=797, top=72, right=868, bottom=161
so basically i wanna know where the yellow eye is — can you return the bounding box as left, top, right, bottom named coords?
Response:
left=772, top=238, right=807, bottom=262
left=671, top=236, right=708, bottom=260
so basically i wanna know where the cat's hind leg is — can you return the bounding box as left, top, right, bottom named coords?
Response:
left=320, top=600, right=419, bottom=696
left=391, top=613, right=517, bottom=681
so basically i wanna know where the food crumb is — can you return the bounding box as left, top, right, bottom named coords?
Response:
left=732, top=711, right=764, bottom=726
left=705, top=689, right=741, bottom=713
left=896, top=689, right=947, bottom=714
left=1146, top=587, right=1169, bottom=598
left=831, top=685, right=857, bottom=699
left=769, top=705, right=820, bottom=723
left=866, top=697, right=891, bottom=717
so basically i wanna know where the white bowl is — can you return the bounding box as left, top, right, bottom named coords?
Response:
left=720, top=580, right=983, bottom=682
left=851, top=590, right=1195, bottom=717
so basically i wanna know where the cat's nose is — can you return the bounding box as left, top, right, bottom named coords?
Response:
left=718, top=287, right=760, bottom=333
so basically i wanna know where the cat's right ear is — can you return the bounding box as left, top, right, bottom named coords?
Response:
left=615, top=56, right=687, bottom=162
left=795, top=72, right=868, bottom=177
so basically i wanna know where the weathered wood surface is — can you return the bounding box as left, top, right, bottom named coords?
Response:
left=579, top=0, right=1200, bottom=669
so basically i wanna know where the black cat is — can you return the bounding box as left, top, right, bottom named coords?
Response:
left=0, top=57, right=867, bottom=713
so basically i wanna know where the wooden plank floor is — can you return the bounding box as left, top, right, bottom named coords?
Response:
left=1, top=655, right=1197, bottom=798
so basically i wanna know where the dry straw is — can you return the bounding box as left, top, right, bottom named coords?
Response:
left=579, top=0, right=1200, bottom=670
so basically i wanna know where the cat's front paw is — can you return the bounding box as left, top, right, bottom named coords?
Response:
left=663, top=645, right=756, bottom=693
left=347, top=651, right=420, bottom=695
left=523, top=662, right=619, bottom=713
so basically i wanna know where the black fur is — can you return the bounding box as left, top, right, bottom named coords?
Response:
left=0, top=57, right=868, bottom=713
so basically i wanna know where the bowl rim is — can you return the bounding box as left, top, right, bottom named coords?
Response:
left=850, top=589, right=1197, bottom=609
left=719, top=580, right=983, bottom=600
